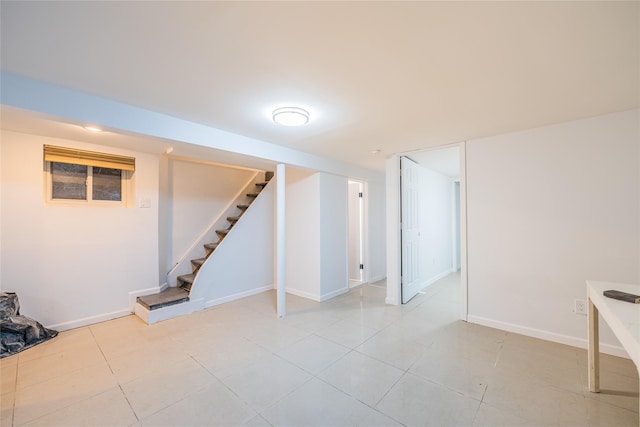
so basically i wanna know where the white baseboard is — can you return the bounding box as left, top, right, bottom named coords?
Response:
left=205, top=285, right=273, bottom=308
left=285, top=286, right=350, bottom=302
left=421, top=269, right=454, bottom=290
left=128, top=283, right=168, bottom=311
left=467, top=315, right=629, bottom=359
left=285, top=287, right=322, bottom=302
left=385, top=297, right=399, bottom=306
left=47, top=309, right=131, bottom=332
left=368, top=275, right=386, bottom=284
left=320, top=287, right=350, bottom=301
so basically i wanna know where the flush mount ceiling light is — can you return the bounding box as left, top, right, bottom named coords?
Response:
left=83, top=125, right=102, bottom=132
left=272, top=107, right=309, bottom=127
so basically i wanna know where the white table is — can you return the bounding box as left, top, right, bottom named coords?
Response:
left=587, top=280, right=640, bottom=425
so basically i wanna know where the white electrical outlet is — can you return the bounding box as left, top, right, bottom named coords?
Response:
left=574, top=299, right=587, bottom=315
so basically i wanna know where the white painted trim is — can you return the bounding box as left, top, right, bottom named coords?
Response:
left=467, top=315, right=630, bottom=359
left=418, top=269, right=455, bottom=293
left=166, top=154, right=261, bottom=172
left=128, top=283, right=168, bottom=311
left=135, top=298, right=205, bottom=324
left=347, top=179, right=367, bottom=284
left=349, top=280, right=366, bottom=289
left=205, top=285, right=273, bottom=309
left=362, top=181, right=369, bottom=284
left=286, top=286, right=350, bottom=302
left=368, top=275, right=386, bottom=284
left=286, top=288, right=321, bottom=301
left=320, top=287, right=350, bottom=301
left=47, top=309, right=131, bottom=332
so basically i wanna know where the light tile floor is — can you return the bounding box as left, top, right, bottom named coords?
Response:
left=1, top=274, right=638, bottom=426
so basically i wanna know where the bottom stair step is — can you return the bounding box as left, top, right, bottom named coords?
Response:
left=137, top=287, right=189, bottom=310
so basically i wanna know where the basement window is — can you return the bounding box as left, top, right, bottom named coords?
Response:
left=44, top=145, right=135, bottom=206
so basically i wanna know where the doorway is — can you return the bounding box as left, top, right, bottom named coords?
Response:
left=385, top=142, right=468, bottom=319
left=348, top=180, right=364, bottom=287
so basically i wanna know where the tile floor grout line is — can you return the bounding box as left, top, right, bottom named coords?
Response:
left=88, top=325, right=142, bottom=423
left=11, top=357, right=18, bottom=427
left=185, top=352, right=248, bottom=404
left=118, top=383, right=140, bottom=424
left=469, top=395, right=484, bottom=427
left=372, top=367, right=410, bottom=409
left=11, top=387, right=117, bottom=427
left=255, top=374, right=317, bottom=420
left=312, top=374, right=409, bottom=427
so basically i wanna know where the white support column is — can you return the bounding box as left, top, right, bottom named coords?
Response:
left=276, top=163, right=286, bottom=318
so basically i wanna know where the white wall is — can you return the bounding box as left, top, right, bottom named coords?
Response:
left=367, top=180, right=387, bottom=283
left=417, top=164, right=454, bottom=285
left=0, top=130, right=160, bottom=329
left=467, top=110, right=639, bottom=353
left=286, top=169, right=350, bottom=301
left=165, top=159, right=255, bottom=276
left=190, top=181, right=274, bottom=306
left=285, top=168, right=321, bottom=299
left=454, top=181, right=461, bottom=270
left=319, top=173, right=348, bottom=298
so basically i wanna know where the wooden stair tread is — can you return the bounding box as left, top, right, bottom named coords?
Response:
left=204, top=242, right=219, bottom=250
left=177, top=273, right=195, bottom=284
left=237, top=204, right=250, bottom=210
left=137, top=287, right=189, bottom=311
left=191, top=258, right=206, bottom=266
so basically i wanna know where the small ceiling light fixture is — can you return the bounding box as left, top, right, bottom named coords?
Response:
left=371, top=149, right=381, bottom=155
left=83, top=125, right=102, bottom=132
left=272, top=107, right=310, bottom=127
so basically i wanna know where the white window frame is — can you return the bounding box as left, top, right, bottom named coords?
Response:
left=44, top=161, right=132, bottom=207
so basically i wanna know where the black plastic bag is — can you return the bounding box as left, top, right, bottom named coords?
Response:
left=0, top=292, right=58, bottom=358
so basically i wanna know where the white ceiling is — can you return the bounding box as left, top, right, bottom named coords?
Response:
left=1, top=1, right=638, bottom=172
left=408, top=146, right=460, bottom=179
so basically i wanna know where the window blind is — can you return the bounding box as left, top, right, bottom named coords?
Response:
left=44, top=145, right=135, bottom=171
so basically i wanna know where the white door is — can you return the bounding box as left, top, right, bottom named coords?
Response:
left=401, top=157, right=422, bottom=303
left=348, top=180, right=363, bottom=284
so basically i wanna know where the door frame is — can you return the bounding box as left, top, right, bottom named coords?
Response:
left=347, top=179, right=366, bottom=286
left=385, top=141, right=468, bottom=321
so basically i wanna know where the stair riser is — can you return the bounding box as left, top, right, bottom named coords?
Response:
left=191, top=261, right=204, bottom=273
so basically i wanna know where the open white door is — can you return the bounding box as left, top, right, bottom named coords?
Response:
left=401, top=157, right=422, bottom=303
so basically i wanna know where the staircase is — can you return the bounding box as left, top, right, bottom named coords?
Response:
left=136, top=171, right=274, bottom=315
